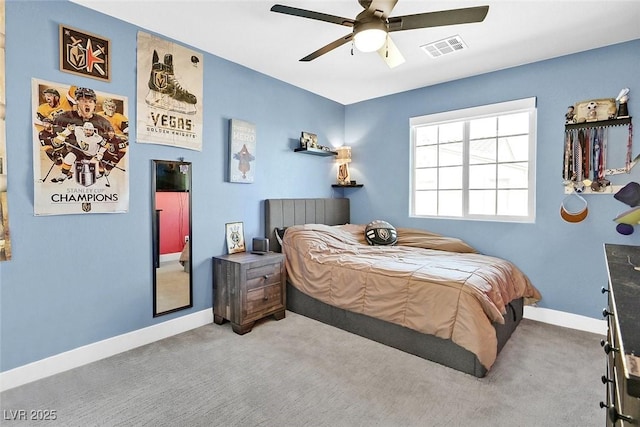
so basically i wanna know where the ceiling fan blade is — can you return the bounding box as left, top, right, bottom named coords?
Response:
left=377, top=35, right=405, bottom=68
left=271, top=4, right=355, bottom=27
left=388, top=5, right=489, bottom=32
left=300, top=33, right=354, bottom=62
left=364, top=0, right=398, bottom=18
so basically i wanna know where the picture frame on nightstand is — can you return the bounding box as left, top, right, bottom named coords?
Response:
left=225, top=221, right=245, bottom=254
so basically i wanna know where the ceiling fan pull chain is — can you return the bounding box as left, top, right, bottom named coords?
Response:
left=385, top=35, right=389, bottom=58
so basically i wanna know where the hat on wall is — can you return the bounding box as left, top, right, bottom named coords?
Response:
left=616, top=223, right=634, bottom=235
left=614, top=206, right=640, bottom=225
left=614, top=182, right=640, bottom=207
left=560, top=192, right=588, bottom=223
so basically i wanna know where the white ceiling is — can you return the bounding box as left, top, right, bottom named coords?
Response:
left=70, top=0, right=640, bottom=105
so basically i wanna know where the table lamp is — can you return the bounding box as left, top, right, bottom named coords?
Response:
left=336, top=146, right=352, bottom=185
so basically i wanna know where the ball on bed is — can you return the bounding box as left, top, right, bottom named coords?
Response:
left=365, top=220, right=397, bottom=246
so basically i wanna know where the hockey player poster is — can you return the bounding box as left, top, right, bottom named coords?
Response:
left=32, top=79, right=130, bottom=216
left=136, top=32, right=203, bottom=151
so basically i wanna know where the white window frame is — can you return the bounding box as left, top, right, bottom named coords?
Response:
left=410, top=97, right=537, bottom=223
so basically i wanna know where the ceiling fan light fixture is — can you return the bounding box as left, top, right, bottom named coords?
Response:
left=272, top=2, right=490, bottom=65
left=354, top=20, right=387, bottom=53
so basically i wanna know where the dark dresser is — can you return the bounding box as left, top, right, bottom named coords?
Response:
left=603, top=244, right=640, bottom=426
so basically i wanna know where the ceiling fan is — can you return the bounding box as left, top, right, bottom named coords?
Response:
left=270, top=0, right=489, bottom=68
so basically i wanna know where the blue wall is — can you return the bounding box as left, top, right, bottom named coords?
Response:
left=345, top=39, right=640, bottom=319
left=0, top=1, right=344, bottom=372
left=1, top=0, right=638, bottom=373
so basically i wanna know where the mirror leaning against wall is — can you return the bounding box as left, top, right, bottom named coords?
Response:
left=152, top=159, right=193, bottom=317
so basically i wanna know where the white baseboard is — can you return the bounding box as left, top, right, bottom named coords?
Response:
left=0, top=309, right=213, bottom=392
left=523, top=305, right=606, bottom=336
left=0, top=306, right=604, bottom=392
left=159, top=252, right=181, bottom=263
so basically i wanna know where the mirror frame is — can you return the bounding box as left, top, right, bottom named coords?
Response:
left=152, top=159, right=193, bottom=317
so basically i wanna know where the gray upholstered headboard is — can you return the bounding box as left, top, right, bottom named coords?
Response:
left=264, top=198, right=350, bottom=252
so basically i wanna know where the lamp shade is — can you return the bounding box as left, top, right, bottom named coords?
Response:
left=336, top=146, right=352, bottom=163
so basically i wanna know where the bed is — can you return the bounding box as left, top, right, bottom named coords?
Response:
left=264, top=198, right=541, bottom=377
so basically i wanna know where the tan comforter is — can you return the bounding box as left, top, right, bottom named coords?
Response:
left=282, top=224, right=541, bottom=370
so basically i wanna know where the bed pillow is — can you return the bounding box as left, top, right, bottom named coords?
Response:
left=365, top=220, right=397, bottom=246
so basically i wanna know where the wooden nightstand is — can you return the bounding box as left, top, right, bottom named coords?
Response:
left=212, top=252, right=286, bottom=334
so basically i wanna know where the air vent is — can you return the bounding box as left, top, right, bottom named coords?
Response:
left=420, top=35, right=467, bottom=58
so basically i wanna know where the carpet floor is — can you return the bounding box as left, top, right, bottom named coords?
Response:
left=0, top=311, right=605, bottom=426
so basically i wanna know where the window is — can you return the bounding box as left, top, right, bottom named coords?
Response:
left=410, top=98, right=536, bottom=222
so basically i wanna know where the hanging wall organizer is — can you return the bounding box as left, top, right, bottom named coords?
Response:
left=563, top=117, right=634, bottom=194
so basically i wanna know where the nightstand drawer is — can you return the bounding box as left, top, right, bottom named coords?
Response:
left=246, top=263, right=282, bottom=290
left=246, top=284, right=283, bottom=316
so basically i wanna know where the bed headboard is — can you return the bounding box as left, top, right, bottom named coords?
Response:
left=264, top=198, right=350, bottom=252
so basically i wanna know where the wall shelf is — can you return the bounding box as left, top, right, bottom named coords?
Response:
left=565, top=117, right=631, bottom=130
left=294, top=147, right=337, bottom=157
left=563, top=184, right=621, bottom=194
left=332, top=184, right=363, bottom=188
left=563, top=116, right=633, bottom=194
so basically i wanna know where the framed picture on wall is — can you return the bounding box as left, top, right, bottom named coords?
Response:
left=300, top=131, right=317, bottom=149
left=59, top=24, right=111, bottom=82
left=228, top=119, right=256, bottom=183
left=225, top=221, right=245, bottom=254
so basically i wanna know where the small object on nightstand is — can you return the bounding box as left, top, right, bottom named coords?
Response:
left=212, top=252, right=286, bottom=334
left=251, top=237, right=269, bottom=254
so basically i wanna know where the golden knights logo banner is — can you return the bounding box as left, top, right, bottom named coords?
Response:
left=32, top=79, right=129, bottom=215
left=59, top=25, right=110, bottom=82
left=136, top=31, right=203, bottom=151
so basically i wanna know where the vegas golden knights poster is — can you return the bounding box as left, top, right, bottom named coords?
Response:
left=136, top=31, right=203, bottom=151
left=32, top=79, right=130, bottom=216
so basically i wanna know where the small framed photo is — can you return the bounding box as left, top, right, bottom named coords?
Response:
left=300, top=132, right=317, bottom=149
left=225, top=222, right=245, bottom=254
left=59, top=24, right=111, bottom=81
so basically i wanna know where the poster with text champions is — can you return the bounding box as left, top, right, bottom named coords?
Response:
left=32, top=79, right=130, bottom=215
left=136, top=31, right=203, bottom=151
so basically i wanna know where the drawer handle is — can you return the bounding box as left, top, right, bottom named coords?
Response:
left=263, top=274, right=270, bottom=280
left=600, top=340, right=619, bottom=354
left=602, top=308, right=613, bottom=318
left=263, top=288, right=268, bottom=301
left=599, top=402, right=634, bottom=423
left=601, top=286, right=609, bottom=294
left=601, top=375, right=613, bottom=385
